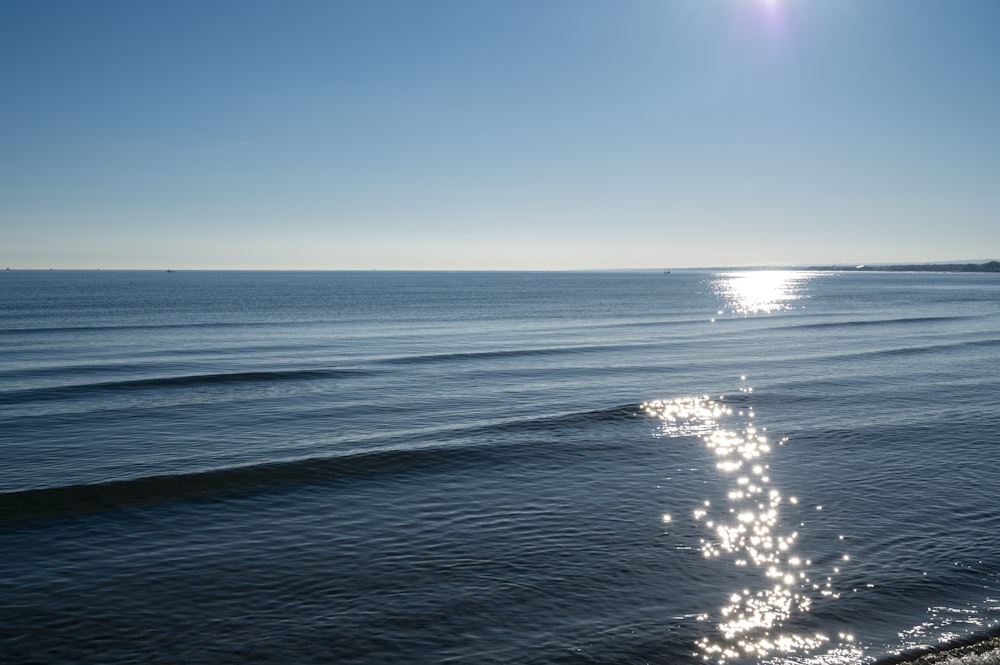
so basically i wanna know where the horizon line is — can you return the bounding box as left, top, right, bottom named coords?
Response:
left=3, top=260, right=997, bottom=273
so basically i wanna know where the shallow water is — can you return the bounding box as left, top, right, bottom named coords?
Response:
left=1, top=269, right=998, bottom=663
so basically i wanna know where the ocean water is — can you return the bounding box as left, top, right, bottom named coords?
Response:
left=1, top=269, right=998, bottom=665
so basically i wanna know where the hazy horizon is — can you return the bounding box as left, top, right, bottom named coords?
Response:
left=5, top=259, right=997, bottom=273
left=3, top=1, right=998, bottom=270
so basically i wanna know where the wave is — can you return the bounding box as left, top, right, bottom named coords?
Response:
left=462, top=403, right=641, bottom=435
left=0, top=321, right=266, bottom=335
left=0, top=448, right=463, bottom=524
left=789, top=315, right=975, bottom=330
left=376, top=344, right=650, bottom=366
left=0, top=318, right=359, bottom=335
left=873, top=630, right=1000, bottom=665
left=0, top=368, right=366, bottom=404
left=826, top=337, right=1000, bottom=363
left=728, top=337, right=1000, bottom=369
left=0, top=403, right=643, bottom=523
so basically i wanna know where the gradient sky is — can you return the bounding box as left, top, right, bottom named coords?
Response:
left=2, top=0, right=998, bottom=270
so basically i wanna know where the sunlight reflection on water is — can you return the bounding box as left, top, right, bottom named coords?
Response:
left=713, top=271, right=813, bottom=316
left=642, top=385, right=848, bottom=663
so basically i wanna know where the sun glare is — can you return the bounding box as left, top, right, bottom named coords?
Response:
left=641, top=393, right=840, bottom=663
left=713, top=271, right=812, bottom=316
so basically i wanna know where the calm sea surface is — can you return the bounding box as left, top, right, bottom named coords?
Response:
left=2, top=270, right=999, bottom=664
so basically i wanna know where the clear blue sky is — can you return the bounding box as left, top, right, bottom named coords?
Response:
left=2, top=0, right=998, bottom=269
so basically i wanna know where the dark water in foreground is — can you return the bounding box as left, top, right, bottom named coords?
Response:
left=1, top=270, right=999, bottom=664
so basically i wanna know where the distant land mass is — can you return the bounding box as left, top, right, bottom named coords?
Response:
left=804, top=260, right=1000, bottom=273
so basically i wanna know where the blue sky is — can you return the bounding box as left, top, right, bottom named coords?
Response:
left=2, top=0, right=998, bottom=269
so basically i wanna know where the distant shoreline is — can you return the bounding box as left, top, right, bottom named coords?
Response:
left=803, top=260, right=1000, bottom=273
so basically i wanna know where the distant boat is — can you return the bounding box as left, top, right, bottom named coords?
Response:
left=166, top=269, right=176, bottom=273
left=664, top=270, right=671, bottom=274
